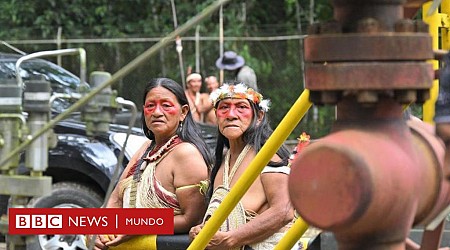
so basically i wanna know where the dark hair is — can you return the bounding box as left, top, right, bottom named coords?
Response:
left=141, top=77, right=213, bottom=168
left=207, top=82, right=290, bottom=199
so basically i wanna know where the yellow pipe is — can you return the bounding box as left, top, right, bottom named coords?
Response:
left=187, top=89, right=312, bottom=250
left=442, top=2, right=450, bottom=51
left=108, top=235, right=156, bottom=250
left=423, top=1, right=442, bottom=124
left=273, top=216, right=309, bottom=250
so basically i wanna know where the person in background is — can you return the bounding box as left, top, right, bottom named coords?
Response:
left=203, top=75, right=220, bottom=125
left=205, top=75, right=220, bottom=93
left=185, top=73, right=210, bottom=123
left=92, top=77, right=211, bottom=250
left=189, top=82, right=293, bottom=249
left=215, top=51, right=258, bottom=91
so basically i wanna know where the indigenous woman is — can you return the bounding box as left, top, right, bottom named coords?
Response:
left=190, top=83, right=294, bottom=250
left=94, top=78, right=211, bottom=250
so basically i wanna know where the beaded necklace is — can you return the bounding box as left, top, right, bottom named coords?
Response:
left=143, top=134, right=181, bottom=168
left=223, top=144, right=252, bottom=187
left=129, top=134, right=181, bottom=207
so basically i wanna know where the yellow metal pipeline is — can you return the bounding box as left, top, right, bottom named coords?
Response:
left=422, top=1, right=449, bottom=124
left=442, top=2, right=450, bottom=49
left=187, top=89, right=312, bottom=250
left=273, top=216, right=309, bottom=250
left=108, top=235, right=157, bottom=250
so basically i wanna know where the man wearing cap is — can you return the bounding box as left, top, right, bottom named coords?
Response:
left=216, top=51, right=258, bottom=91
left=185, top=73, right=209, bottom=123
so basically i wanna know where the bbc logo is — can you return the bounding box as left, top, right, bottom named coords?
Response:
left=16, top=215, right=63, bottom=228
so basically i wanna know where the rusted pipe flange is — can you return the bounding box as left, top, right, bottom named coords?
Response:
left=305, top=62, right=433, bottom=90
left=305, top=33, right=432, bottom=62
left=305, top=60, right=433, bottom=105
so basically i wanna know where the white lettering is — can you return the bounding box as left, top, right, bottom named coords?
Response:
left=79, top=216, right=87, bottom=226
left=125, top=218, right=133, bottom=225
left=87, top=216, right=108, bottom=227
left=31, top=215, right=46, bottom=228
left=68, top=216, right=108, bottom=227
left=68, top=216, right=78, bottom=226
left=48, top=215, right=63, bottom=228
left=16, top=214, right=63, bottom=228
left=16, top=215, right=30, bottom=228
left=125, top=217, right=164, bottom=226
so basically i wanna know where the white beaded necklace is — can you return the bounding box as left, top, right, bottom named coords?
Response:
left=223, top=144, right=252, bottom=187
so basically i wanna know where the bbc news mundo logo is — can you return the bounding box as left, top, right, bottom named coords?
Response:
left=9, top=208, right=174, bottom=235
left=16, top=214, right=63, bottom=229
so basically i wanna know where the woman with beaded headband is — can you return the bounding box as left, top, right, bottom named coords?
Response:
left=189, top=82, right=294, bottom=250
left=92, top=78, right=212, bottom=250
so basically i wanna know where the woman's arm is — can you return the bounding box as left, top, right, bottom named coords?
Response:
left=172, top=143, right=209, bottom=233
left=206, top=172, right=294, bottom=249
left=94, top=140, right=152, bottom=248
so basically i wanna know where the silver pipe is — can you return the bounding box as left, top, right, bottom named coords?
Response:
left=15, top=48, right=87, bottom=89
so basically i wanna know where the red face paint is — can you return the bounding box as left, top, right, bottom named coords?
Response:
left=216, top=99, right=253, bottom=119
left=143, top=100, right=179, bottom=117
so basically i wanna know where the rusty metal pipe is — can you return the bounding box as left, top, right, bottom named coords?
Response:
left=289, top=124, right=418, bottom=249
left=289, top=98, right=449, bottom=250
left=407, top=118, right=450, bottom=227
left=292, top=0, right=450, bottom=249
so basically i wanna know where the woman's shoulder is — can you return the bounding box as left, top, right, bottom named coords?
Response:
left=170, top=142, right=209, bottom=176
left=171, top=141, right=203, bottom=159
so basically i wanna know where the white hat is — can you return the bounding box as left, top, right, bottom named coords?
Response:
left=186, top=73, right=202, bottom=83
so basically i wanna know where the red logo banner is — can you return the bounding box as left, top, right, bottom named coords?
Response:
left=8, top=208, right=174, bottom=235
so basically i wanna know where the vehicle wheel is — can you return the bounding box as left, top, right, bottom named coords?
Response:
left=28, top=182, right=103, bottom=209
left=26, top=182, right=104, bottom=250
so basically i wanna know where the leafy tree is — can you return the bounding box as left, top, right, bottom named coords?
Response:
left=0, top=0, right=334, bottom=139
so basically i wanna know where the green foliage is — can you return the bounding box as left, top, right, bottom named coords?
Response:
left=0, top=0, right=335, bottom=139
left=410, top=103, right=424, bottom=119
left=239, top=44, right=272, bottom=79
left=314, top=0, right=333, bottom=21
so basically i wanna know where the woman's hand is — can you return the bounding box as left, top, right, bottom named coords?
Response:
left=189, top=224, right=204, bottom=240
left=90, top=234, right=114, bottom=250
left=190, top=225, right=234, bottom=250
left=205, top=230, right=233, bottom=250
left=104, top=234, right=131, bottom=247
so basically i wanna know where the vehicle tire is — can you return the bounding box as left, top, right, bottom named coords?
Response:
left=25, top=182, right=104, bottom=250
left=28, top=182, right=103, bottom=209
